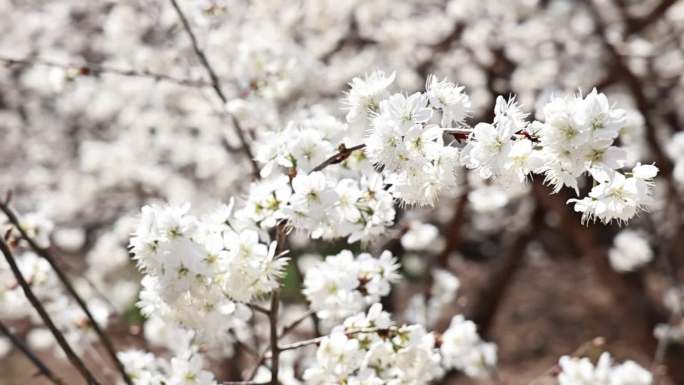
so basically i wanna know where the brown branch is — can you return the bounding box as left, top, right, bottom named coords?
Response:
left=319, top=16, right=377, bottom=64
left=0, top=238, right=101, bottom=385
left=531, top=182, right=665, bottom=344
left=268, top=222, right=288, bottom=385
left=0, top=201, right=133, bottom=385
left=0, top=320, right=65, bottom=385
left=0, top=55, right=211, bottom=88
left=463, top=207, right=542, bottom=337
left=584, top=0, right=673, bottom=176
left=625, top=0, right=678, bottom=36
left=277, top=328, right=390, bottom=353
left=168, top=0, right=259, bottom=178
left=280, top=310, right=315, bottom=340
left=310, top=144, right=366, bottom=173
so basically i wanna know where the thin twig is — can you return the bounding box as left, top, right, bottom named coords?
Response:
left=247, top=303, right=270, bottom=315
left=0, top=55, right=211, bottom=88
left=0, top=201, right=133, bottom=385
left=277, top=328, right=388, bottom=352
left=0, top=320, right=65, bottom=385
left=310, top=144, right=366, bottom=173
left=268, top=222, right=288, bottom=385
left=168, top=0, right=259, bottom=178
left=0, top=238, right=101, bottom=385
left=279, top=310, right=315, bottom=340
left=247, top=346, right=270, bottom=381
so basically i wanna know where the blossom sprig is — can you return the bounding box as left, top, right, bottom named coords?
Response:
left=304, top=303, right=497, bottom=384
left=302, top=249, right=400, bottom=328
left=118, top=349, right=218, bottom=385
left=129, top=203, right=289, bottom=338
left=346, top=71, right=659, bottom=224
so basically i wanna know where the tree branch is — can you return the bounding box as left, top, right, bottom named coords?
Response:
left=0, top=55, right=212, bottom=88
left=0, top=320, right=65, bottom=385
left=268, top=222, right=288, bottom=385
left=0, top=237, right=101, bottom=385
left=310, top=144, right=366, bottom=173
left=168, top=0, right=259, bottom=178
left=0, top=201, right=133, bottom=385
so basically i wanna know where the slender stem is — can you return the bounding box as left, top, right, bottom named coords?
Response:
left=0, top=238, right=100, bottom=385
left=0, top=55, right=211, bottom=88
left=277, top=328, right=389, bottom=353
left=443, top=128, right=473, bottom=136
left=0, top=201, right=133, bottom=385
left=279, top=310, right=315, bottom=340
left=0, top=320, right=65, bottom=385
left=268, top=222, right=288, bottom=385
left=247, top=346, right=270, bottom=381
left=168, top=0, right=259, bottom=178
left=247, top=303, right=271, bottom=316
left=310, top=144, right=366, bottom=173
left=268, top=290, right=280, bottom=385
left=277, top=336, right=325, bottom=352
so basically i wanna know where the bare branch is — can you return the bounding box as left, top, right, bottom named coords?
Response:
left=0, top=237, right=101, bottom=385
left=280, top=310, right=315, bottom=340
left=310, top=143, right=366, bottom=173
left=268, top=222, right=288, bottom=385
left=0, top=55, right=211, bottom=88
left=0, top=201, right=133, bottom=385
left=0, top=320, right=65, bottom=385
left=168, top=0, right=259, bottom=178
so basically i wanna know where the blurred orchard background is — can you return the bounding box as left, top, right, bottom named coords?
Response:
left=1, top=0, right=684, bottom=385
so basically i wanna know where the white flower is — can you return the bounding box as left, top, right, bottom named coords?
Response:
left=345, top=71, right=396, bottom=123
left=383, top=92, right=433, bottom=133
left=305, top=304, right=442, bottom=385
left=303, top=250, right=399, bottom=327
left=440, top=315, right=496, bottom=378
left=568, top=164, right=658, bottom=224
left=608, top=230, right=652, bottom=272
left=558, top=353, right=651, bottom=385
left=461, top=121, right=515, bottom=179
left=401, top=222, right=441, bottom=251
left=426, top=75, right=470, bottom=126
left=168, top=352, right=217, bottom=385
left=129, top=204, right=283, bottom=336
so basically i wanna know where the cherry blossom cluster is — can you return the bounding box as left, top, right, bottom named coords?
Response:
left=303, top=249, right=400, bottom=328
left=304, top=303, right=496, bottom=384
left=129, top=203, right=288, bottom=338
left=464, top=89, right=658, bottom=224
left=338, top=71, right=660, bottom=224
left=558, top=352, right=652, bottom=385
left=249, top=106, right=396, bottom=242
left=356, top=73, right=466, bottom=206
left=439, top=315, right=498, bottom=378
left=608, top=230, right=653, bottom=272
left=118, top=349, right=217, bottom=385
